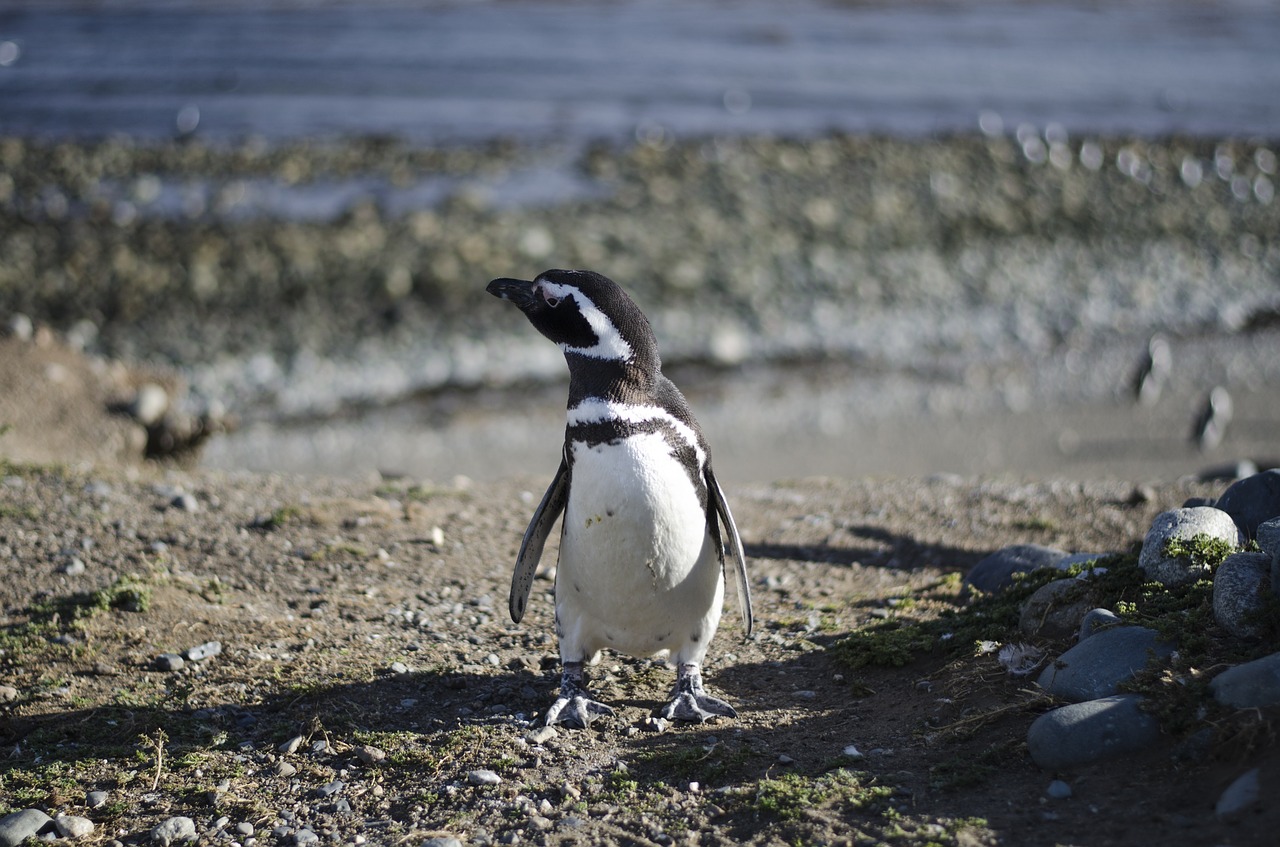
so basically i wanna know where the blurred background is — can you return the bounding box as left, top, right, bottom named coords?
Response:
left=0, top=0, right=1277, bottom=483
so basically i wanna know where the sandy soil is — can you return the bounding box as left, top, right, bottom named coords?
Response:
left=1, top=337, right=1275, bottom=847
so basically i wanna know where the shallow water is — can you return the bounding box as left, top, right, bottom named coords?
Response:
left=2, top=0, right=1278, bottom=143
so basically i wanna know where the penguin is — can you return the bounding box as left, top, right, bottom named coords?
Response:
left=486, top=269, right=753, bottom=728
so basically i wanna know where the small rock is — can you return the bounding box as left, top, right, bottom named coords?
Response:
left=275, top=761, right=298, bottom=777
left=641, top=716, right=668, bottom=733
left=85, top=790, right=109, bottom=809
left=184, top=641, right=221, bottom=662
left=0, top=809, right=52, bottom=847
left=1037, top=626, right=1175, bottom=702
left=841, top=745, right=864, bottom=760
left=389, top=661, right=410, bottom=675
left=7, top=313, right=33, bottom=341
left=1215, top=768, right=1260, bottom=819
left=1078, top=608, right=1122, bottom=640
left=527, top=726, right=557, bottom=745
left=0, top=685, right=18, bottom=702
left=965, top=544, right=1069, bottom=593
left=171, top=493, right=199, bottom=513
left=1258, top=517, right=1280, bottom=560
left=314, top=779, right=344, bottom=798
left=467, top=769, right=503, bottom=786
left=279, top=735, right=305, bottom=754
left=1046, top=780, right=1073, bottom=799
left=1210, top=651, right=1280, bottom=708
left=61, top=557, right=87, bottom=576
left=777, top=754, right=795, bottom=765
left=355, top=744, right=387, bottom=764
left=293, top=829, right=319, bottom=845
left=1212, top=552, right=1272, bottom=640
left=1138, top=507, right=1240, bottom=586
left=235, top=822, right=254, bottom=837
left=793, top=689, right=817, bottom=700
left=150, top=816, right=197, bottom=846
left=1216, top=469, right=1280, bottom=539
left=155, top=653, right=185, bottom=672
left=1027, top=694, right=1161, bottom=770
left=54, top=814, right=95, bottom=839
left=421, top=838, right=464, bottom=847
left=131, top=383, right=170, bottom=426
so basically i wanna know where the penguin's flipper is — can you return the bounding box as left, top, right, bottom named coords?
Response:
left=706, top=466, right=753, bottom=638
left=510, top=457, right=569, bottom=624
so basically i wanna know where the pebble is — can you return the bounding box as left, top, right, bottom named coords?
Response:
left=61, top=557, right=87, bottom=576
left=389, top=661, right=411, bottom=675
left=184, top=641, right=222, bottom=661
left=155, top=653, right=186, bottom=672
left=355, top=744, right=387, bottom=764
left=964, top=544, right=1068, bottom=593
left=151, top=816, right=197, bottom=846
left=1210, top=650, right=1280, bottom=708
left=1138, top=507, right=1240, bottom=586
left=842, top=744, right=865, bottom=760
left=1027, top=694, right=1161, bottom=770
left=1046, top=779, right=1073, bottom=799
left=131, top=383, right=170, bottom=426
left=171, top=492, right=200, bottom=513
left=527, top=726, right=557, bottom=745
left=0, top=809, right=52, bottom=847
left=236, top=822, right=254, bottom=836
left=0, top=685, right=17, bottom=702
left=468, top=769, right=503, bottom=786
left=293, top=829, right=319, bottom=844
left=1212, top=551, right=1272, bottom=639
left=54, top=814, right=95, bottom=839
left=1215, top=469, right=1280, bottom=539
left=422, top=838, right=464, bottom=847
left=275, top=761, right=298, bottom=777
left=1214, top=768, right=1260, bottom=819
left=314, top=779, right=344, bottom=798
left=1037, top=626, right=1175, bottom=702
left=86, top=790, right=109, bottom=809
left=279, top=735, right=305, bottom=754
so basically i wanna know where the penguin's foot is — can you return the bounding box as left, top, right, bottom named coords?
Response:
left=544, top=662, right=614, bottom=729
left=659, top=663, right=738, bottom=723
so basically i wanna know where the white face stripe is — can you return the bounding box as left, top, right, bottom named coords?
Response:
left=567, top=398, right=706, bottom=468
left=540, top=280, right=634, bottom=361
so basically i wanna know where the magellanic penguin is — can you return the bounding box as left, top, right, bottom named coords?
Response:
left=487, top=269, right=753, bottom=728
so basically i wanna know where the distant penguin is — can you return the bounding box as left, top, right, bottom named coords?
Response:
left=1192, top=385, right=1233, bottom=451
left=1132, top=333, right=1172, bottom=406
left=487, top=269, right=753, bottom=728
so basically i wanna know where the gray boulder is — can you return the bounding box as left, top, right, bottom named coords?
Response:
left=0, top=810, right=52, bottom=847
left=1027, top=694, right=1162, bottom=771
left=1215, top=768, right=1260, bottom=819
left=151, top=816, right=197, bottom=846
left=1216, top=468, right=1280, bottom=539
left=1019, top=579, right=1098, bottom=640
left=1213, top=552, right=1273, bottom=640
left=965, top=544, right=1068, bottom=594
left=1138, top=507, right=1239, bottom=586
left=1210, top=651, right=1280, bottom=709
left=1258, top=517, right=1280, bottom=596
left=1037, top=625, right=1175, bottom=702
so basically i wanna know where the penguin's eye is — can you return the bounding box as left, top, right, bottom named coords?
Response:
left=541, top=289, right=562, bottom=308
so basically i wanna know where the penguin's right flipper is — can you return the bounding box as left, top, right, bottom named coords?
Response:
left=509, top=457, right=569, bottom=624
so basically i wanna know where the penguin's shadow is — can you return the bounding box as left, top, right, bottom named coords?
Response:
left=745, top=524, right=986, bottom=573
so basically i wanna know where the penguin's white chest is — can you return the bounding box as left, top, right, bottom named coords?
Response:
left=556, top=431, right=722, bottom=660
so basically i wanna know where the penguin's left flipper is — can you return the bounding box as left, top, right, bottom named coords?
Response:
left=707, top=466, right=753, bottom=639
left=509, top=457, right=569, bottom=624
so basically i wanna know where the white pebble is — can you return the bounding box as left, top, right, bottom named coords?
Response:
left=467, top=769, right=503, bottom=786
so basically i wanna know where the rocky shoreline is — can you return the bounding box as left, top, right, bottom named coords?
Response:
left=2, top=132, right=1277, bottom=421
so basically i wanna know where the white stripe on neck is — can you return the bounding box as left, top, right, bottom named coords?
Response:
left=567, top=398, right=705, bottom=467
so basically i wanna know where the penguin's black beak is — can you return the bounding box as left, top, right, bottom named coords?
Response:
left=487, top=277, right=538, bottom=309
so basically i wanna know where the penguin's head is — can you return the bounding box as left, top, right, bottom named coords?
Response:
left=487, top=269, right=657, bottom=368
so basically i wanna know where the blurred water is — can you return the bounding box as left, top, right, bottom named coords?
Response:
left=1, top=0, right=1278, bottom=143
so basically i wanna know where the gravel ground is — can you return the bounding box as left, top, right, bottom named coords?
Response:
left=2, top=340, right=1278, bottom=847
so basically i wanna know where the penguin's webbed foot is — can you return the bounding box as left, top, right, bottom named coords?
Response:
left=659, top=663, right=738, bottom=723
left=545, top=661, right=614, bottom=729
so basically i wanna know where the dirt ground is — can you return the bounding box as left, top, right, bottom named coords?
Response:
left=1, top=338, right=1277, bottom=847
